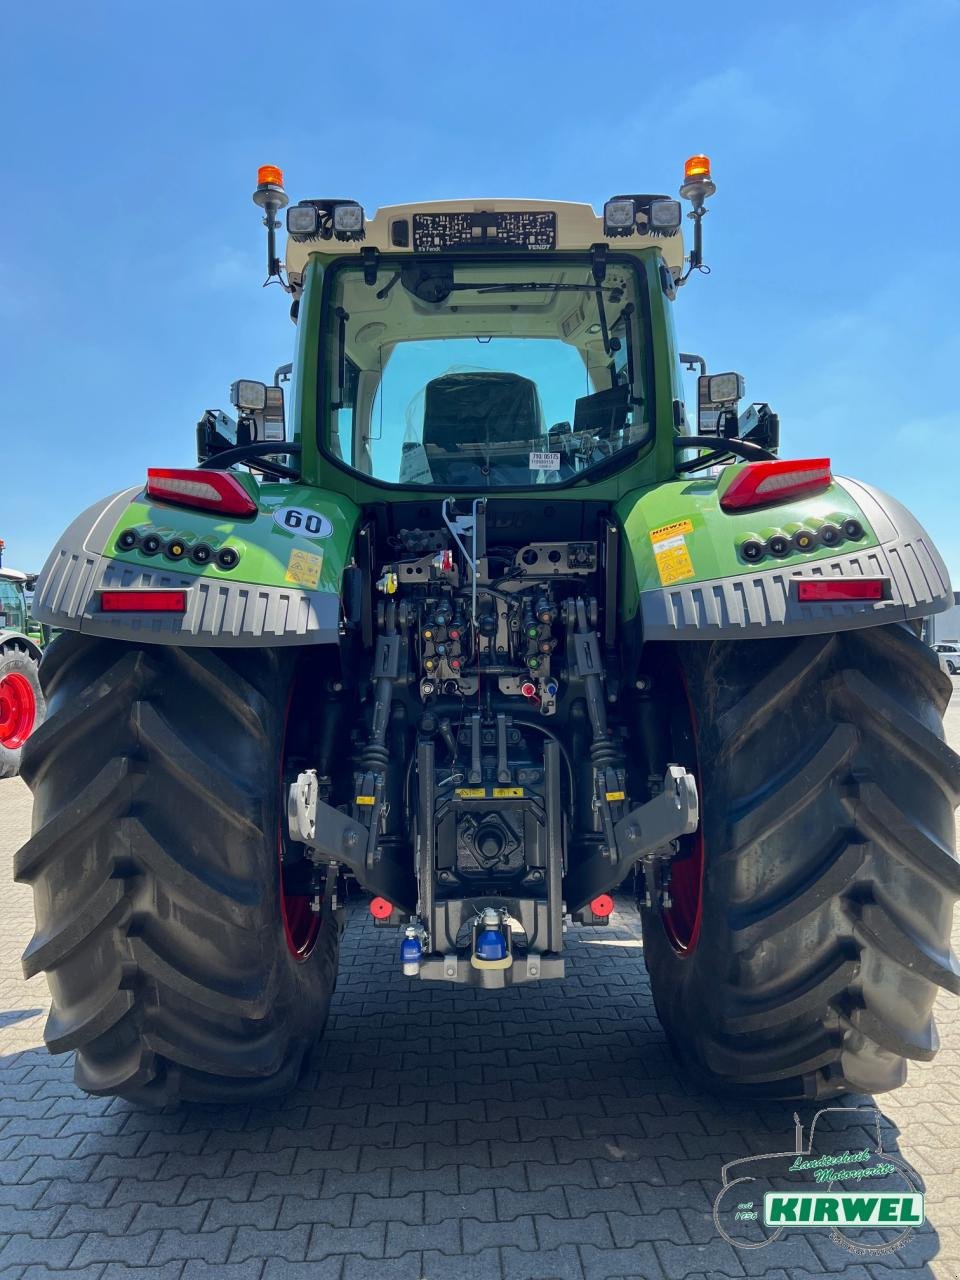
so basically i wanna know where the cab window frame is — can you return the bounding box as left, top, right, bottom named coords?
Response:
left=314, top=251, right=656, bottom=492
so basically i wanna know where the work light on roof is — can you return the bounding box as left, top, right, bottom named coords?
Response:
left=603, top=198, right=637, bottom=236
left=285, top=198, right=365, bottom=243
left=332, top=201, right=365, bottom=240
left=604, top=194, right=683, bottom=239
left=647, top=199, right=682, bottom=231
left=286, top=202, right=321, bottom=239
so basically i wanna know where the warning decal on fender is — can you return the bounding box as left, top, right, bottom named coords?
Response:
left=284, top=548, right=324, bottom=588
left=650, top=519, right=695, bottom=586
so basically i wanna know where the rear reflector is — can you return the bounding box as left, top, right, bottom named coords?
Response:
left=720, top=458, right=832, bottom=511
left=146, top=468, right=257, bottom=517
left=101, top=590, right=187, bottom=613
left=589, top=894, right=615, bottom=918
left=794, top=577, right=888, bottom=602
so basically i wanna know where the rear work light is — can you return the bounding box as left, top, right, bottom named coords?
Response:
left=101, top=590, right=187, bottom=613
left=794, top=578, right=888, bottom=602
left=720, top=458, right=832, bottom=512
left=146, top=468, right=258, bottom=518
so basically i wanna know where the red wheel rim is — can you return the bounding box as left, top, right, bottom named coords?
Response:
left=278, top=684, right=321, bottom=960
left=0, top=672, right=36, bottom=750
left=281, top=889, right=320, bottom=959
left=662, top=825, right=704, bottom=954
left=659, top=664, right=704, bottom=956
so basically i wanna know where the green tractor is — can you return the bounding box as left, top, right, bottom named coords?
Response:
left=18, top=158, right=959, bottom=1104
left=0, top=552, right=45, bottom=779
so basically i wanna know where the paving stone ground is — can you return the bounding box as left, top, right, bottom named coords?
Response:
left=1, top=677, right=959, bottom=1280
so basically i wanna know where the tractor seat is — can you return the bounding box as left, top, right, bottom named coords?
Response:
left=421, top=371, right=543, bottom=482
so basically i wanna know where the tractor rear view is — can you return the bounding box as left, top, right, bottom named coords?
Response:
left=17, top=158, right=959, bottom=1104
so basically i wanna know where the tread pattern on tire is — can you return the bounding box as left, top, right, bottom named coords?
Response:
left=643, top=624, right=960, bottom=1100
left=16, top=634, right=339, bottom=1104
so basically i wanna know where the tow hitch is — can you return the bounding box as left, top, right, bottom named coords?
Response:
left=287, top=762, right=699, bottom=988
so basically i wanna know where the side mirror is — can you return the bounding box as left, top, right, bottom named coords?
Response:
left=697, top=372, right=744, bottom=437
left=262, top=385, right=286, bottom=442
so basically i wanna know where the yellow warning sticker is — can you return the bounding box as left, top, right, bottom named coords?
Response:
left=650, top=520, right=695, bottom=586
left=650, top=518, right=694, bottom=540
left=355, top=795, right=375, bottom=806
left=454, top=786, right=526, bottom=799
left=604, top=790, right=626, bottom=802
left=284, top=548, right=323, bottom=588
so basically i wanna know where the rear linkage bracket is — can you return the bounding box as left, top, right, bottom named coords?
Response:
left=287, top=768, right=413, bottom=910
left=565, top=764, right=699, bottom=911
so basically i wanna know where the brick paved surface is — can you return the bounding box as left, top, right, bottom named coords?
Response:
left=1, top=678, right=958, bottom=1279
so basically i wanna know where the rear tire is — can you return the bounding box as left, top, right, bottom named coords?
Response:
left=0, top=642, right=44, bottom=779
left=642, top=624, right=960, bottom=1100
left=16, top=634, right=340, bottom=1104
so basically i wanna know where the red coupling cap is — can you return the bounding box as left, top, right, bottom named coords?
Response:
left=590, top=894, right=614, bottom=918
left=369, top=897, right=394, bottom=919
left=520, top=682, right=537, bottom=698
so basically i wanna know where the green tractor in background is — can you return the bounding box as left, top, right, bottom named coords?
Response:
left=0, top=544, right=45, bottom=779
left=18, top=158, right=959, bottom=1105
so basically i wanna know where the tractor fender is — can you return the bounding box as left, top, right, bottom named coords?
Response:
left=0, top=629, right=43, bottom=664
left=31, top=487, right=349, bottom=648
left=631, top=478, right=951, bottom=641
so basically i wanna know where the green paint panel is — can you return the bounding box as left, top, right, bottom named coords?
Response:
left=105, top=483, right=361, bottom=592
left=615, top=472, right=879, bottom=620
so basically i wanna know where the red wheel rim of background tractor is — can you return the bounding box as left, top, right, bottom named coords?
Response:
left=0, top=672, right=36, bottom=751
left=658, top=663, right=704, bottom=956
left=278, top=685, right=321, bottom=961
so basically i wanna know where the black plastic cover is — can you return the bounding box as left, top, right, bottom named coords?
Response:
left=422, top=372, right=542, bottom=449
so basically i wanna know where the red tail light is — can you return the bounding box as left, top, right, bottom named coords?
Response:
left=146, top=468, right=257, bottom=517
left=720, top=458, right=832, bottom=512
left=794, top=578, right=887, bottom=602
left=101, top=590, right=187, bottom=613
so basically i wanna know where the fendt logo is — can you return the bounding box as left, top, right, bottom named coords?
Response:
left=764, top=1192, right=924, bottom=1227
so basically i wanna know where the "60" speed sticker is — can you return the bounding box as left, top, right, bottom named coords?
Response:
left=272, top=507, right=333, bottom=539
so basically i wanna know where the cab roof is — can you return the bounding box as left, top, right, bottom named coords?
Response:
left=285, top=198, right=684, bottom=286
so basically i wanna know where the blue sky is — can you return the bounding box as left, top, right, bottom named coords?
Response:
left=2, top=0, right=958, bottom=582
